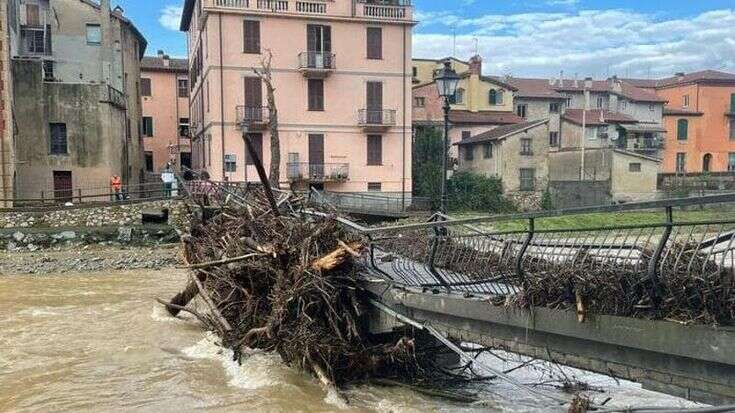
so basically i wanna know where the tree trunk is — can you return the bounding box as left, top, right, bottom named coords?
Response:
left=253, top=50, right=281, bottom=187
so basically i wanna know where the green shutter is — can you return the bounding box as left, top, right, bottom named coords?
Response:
left=730, top=93, right=735, bottom=113
left=677, top=119, right=688, bottom=140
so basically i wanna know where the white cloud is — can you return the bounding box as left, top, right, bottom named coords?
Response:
left=546, top=0, right=580, bottom=6
left=413, top=8, right=735, bottom=78
left=158, top=5, right=183, bottom=31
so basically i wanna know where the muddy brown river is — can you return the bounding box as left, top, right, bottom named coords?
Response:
left=0, top=269, right=697, bottom=412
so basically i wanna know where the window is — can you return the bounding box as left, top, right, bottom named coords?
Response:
left=516, top=104, right=527, bottom=118
left=308, top=79, right=324, bottom=111
left=464, top=146, right=474, bottom=161
left=179, top=118, right=190, bottom=137
left=677, top=119, right=688, bottom=140
left=489, top=89, right=498, bottom=105
left=729, top=153, right=735, bottom=172
left=730, top=93, right=735, bottom=113
left=142, top=117, right=154, bottom=137
left=461, top=130, right=471, bottom=140
left=367, top=27, right=382, bottom=59
left=596, top=97, right=604, bottom=109
left=620, top=100, right=627, bottom=111
left=413, top=97, right=425, bottom=107
left=245, top=133, right=263, bottom=165
left=550, top=102, right=560, bottom=113
left=86, top=24, right=102, bottom=45
left=49, top=123, right=67, bottom=154
left=243, top=20, right=260, bottom=54
left=649, top=103, right=654, bottom=111
left=21, top=27, right=47, bottom=54
left=145, top=151, right=154, bottom=172
left=367, top=135, right=382, bottom=165
left=368, top=182, right=382, bottom=192
left=629, top=162, right=641, bottom=172
left=676, top=152, right=686, bottom=173
left=730, top=119, right=735, bottom=140
left=141, top=78, right=151, bottom=97
left=703, top=154, right=712, bottom=172
left=520, top=138, right=532, bottom=155
left=519, top=168, right=535, bottom=191
left=412, top=66, right=417, bottom=77
left=224, top=154, right=237, bottom=172
left=483, top=143, right=492, bottom=159
left=549, top=131, right=559, bottom=147
left=177, top=79, right=189, bottom=98
left=449, top=88, right=464, bottom=104
left=683, top=94, right=690, bottom=108
left=42, top=60, right=54, bottom=81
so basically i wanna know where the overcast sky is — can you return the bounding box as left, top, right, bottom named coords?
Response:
left=122, top=0, right=735, bottom=79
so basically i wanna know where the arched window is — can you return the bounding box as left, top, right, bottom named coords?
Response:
left=489, top=89, right=498, bottom=105
left=703, top=153, right=712, bottom=172
left=677, top=119, right=688, bottom=140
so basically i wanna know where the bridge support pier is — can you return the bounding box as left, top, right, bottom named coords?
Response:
left=361, top=279, right=735, bottom=405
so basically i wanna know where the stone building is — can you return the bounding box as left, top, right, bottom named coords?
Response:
left=141, top=51, right=190, bottom=174
left=180, top=0, right=414, bottom=202
left=7, top=0, right=146, bottom=202
left=0, top=0, right=13, bottom=207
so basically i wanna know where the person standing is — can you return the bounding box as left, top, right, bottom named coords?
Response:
left=110, top=175, right=122, bottom=201
left=161, top=164, right=174, bottom=198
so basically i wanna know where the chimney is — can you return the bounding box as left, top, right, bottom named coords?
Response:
left=163, top=54, right=170, bottom=67
left=559, top=70, right=564, bottom=88
left=468, top=55, right=482, bottom=75
left=549, top=77, right=556, bottom=86
left=584, top=76, right=593, bottom=89
left=573, top=73, right=579, bottom=88
left=584, top=77, right=593, bottom=110
left=157, top=50, right=165, bottom=58
left=675, top=72, right=685, bottom=81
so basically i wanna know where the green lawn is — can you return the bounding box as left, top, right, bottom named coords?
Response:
left=449, top=209, right=735, bottom=232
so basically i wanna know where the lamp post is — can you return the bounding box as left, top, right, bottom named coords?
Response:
left=434, top=61, right=460, bottom=214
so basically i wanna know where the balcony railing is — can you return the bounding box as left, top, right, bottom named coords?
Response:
left=358, top=109, right=396, bottom=129
left=256, top=0, right=289, bottom=11
left=213, top=0, right=248, bottom=7
left=287, top=162, right=349, bottom=182
left=101, top=85, right=127, bottom=110
left=356, top=0, right=412, bottom=20
left=295, top=1, right=326, bottom=13
left=297, top=52, right=336, bottom=76
left=236, top=106, right=270, bottom=130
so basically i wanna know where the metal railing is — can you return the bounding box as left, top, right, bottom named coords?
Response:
left=287, top=162, right=348, bottom=182
left=297, top=52, right=336, bottom=70
left=358, top=109, right=396, bottom=127
left=0, top=181, right=183, bottom=208
left=352, top=193, right=735, bottom=323
left=310, top=189, right=430, bottom=215
left=102, top=85, right=127, bottom=110
left=236, top=106, right=270, bottom=126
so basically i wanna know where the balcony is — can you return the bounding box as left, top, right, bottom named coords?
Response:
left=287, top=162, right=349, bottom=182
left=236, top=106, right=270, bottom=131
left=356, top=0, right=412, bottom=20
left=297, top=52, right=336, bottom=78
left=358, top=109, right=396, bottom=131
left=100, top=85, right=127, bottom=110
left=205, top=0, right=327, bottom=14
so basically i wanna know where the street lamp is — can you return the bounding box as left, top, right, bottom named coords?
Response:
left=434, top=60, right=460, bottom=213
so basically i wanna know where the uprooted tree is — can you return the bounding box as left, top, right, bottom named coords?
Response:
left=252, top=49, right=281, bottom=186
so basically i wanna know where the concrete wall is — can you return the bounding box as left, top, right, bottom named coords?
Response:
left=549, top=148, right=613, bottom=181
left=611, top=150, right=660, bottom=202
left=0, top=0, right=13, bottom=207
left=141, top=64, right=190, bottom=173
left=187, top=5, right=413, bottom=196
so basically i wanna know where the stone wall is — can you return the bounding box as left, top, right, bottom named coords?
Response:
left=0, top=199, right=189, bottom=230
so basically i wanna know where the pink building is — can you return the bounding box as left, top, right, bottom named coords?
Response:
left=141, top=51, right=191, bottom=174
left=180, top=0, right=414, bottom=199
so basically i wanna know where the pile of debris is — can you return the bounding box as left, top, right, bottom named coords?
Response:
left=161, top=188, right=443, bottom=400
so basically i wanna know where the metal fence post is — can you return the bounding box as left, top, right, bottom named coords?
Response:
left=516, top=218, right=535, bottom=284
left=77, top=189, right=82, bottom=204
left=646, top=206, right=672, bottom=310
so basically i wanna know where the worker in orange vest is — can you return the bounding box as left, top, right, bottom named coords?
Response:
left=110, top=175, right=122, bottom=201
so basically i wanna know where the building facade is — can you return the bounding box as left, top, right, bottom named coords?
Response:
left=0, top=0, right=13, bottom=206
left=644, top=71, right=735, bottom=174
left=181, top=0, right=414, bottom=200
left=7, top=0, right=146, bottom=201
left=141, top=51, right=190, bottom=174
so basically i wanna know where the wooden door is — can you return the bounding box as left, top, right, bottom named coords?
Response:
left=366, top=81, right=383, bottom=124
left=307, top=25, right=331, bottom=68
left=53, top=171, right=72, bottom=203
left=308, top=134, right=324, bottom=180
left=243, top=77, right=263, bottom=121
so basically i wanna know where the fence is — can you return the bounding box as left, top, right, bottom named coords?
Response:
left=1, top=181, right=183, bottom=208
left=344, top=193, right=735, bottom=322
left=310, top=189, right=430, bottom=216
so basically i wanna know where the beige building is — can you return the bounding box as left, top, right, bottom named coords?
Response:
left=180, top=0, right=414, bottom=200
left=412, top=57, right=468, bottom=85
left=7, top=0, right=147, bottom=202
left=141, top=52, right=191, bottom=174
left=0, top=0, right=12, bottom=207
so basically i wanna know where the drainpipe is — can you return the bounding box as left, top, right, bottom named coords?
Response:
left=218, top=13, right=226, bottom=180
left=175, top=69, right=181, bottom=170
left=401, top=24, right=406, bottom=210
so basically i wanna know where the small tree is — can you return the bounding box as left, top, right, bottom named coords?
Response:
left=540, top=187, right=554, bottom=210
left=252, top=49, right=280, bottom=185
left=412, top=126, right=444, bottom=209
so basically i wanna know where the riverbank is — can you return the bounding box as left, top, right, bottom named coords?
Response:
left=0, top=244, right=181, bottom=275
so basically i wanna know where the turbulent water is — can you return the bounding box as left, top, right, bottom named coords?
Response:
left=0, top=269, right=697, bottom=412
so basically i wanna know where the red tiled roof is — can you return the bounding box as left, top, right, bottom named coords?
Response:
left=562, top=109, right=637, bottom=126
left=625, top=70, right=735, bottom=89
left=456, top=119, right=548, bottom=145
left=141, top=56, right=188, bottom=72
left=495, top=77, right=566, bottom=99
left=663, top=106, right=704, bottom=116
left=493, top=76, right=665, bottom=102
left=448, top=110, right=524, bottom=125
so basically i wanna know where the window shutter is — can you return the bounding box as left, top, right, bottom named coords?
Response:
left=367, top=135, right=382, bottom=165
left=367, top=27, right=382, bottom=59
left=245, top=133, right=263, bottom=165
left=308, top=79, right=324, bottom=111
left=731, top=93, right=735, bottom=113
left=243, top=20, right=260, bottom=53
left=677, top=119, right=688, bottom=140
left=244, top=77, right=262, bottom=108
